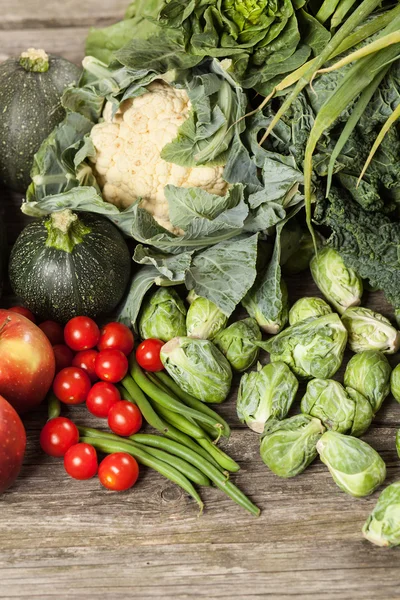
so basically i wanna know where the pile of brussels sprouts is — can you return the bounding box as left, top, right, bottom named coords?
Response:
left=137, top=248, right=400, bottom=547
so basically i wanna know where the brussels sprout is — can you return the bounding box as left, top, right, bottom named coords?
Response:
left=237, top=362, right=298, bottom=433
left=345, top=387, right=373, bottom=438
left=139, top=288, right=187, bottom=342
left=282, top=230, right=317, bottom=276
left=259, top=313, right=347, bottom=379
left=344, top=350, right=391, bottom=414
left=288, top=297, right=332, bottom=326
left=342, top=307, right=400, bottom=354
left=362, top=482, right=400, bottom=547
left=260, top=415, right=325, bottom=478
left=316, top=431, right=386, bottom=498
left=160, top=337, right=232, bottom=404
left=310, top=247, right=363, bottom=314
left=301, top=379, right=352, bottom=434
left=186, top=296, right=228, bottom=340
left=390, top=364, right=400, bottom=404
left=214, top=318, right=261, bottom=372
left=242, top=279, right=288, bottom=335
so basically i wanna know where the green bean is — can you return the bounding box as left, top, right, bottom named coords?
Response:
left=150, top=399, right=209, bottom=440
left=197, top=438, right=240, bottom=473
left=121, top=375, right=168, bottom=433
left=117, top=384, right=135, bottom=403
left=130, top=434, right=260, bottom=516
left=150, top=401, right=238, bottom=472
left=80, top=435, right=203, bottom=511
left=151, top=372, right=231, bottom=438
left=130, top=443, right=210, bottom=487
left=47, top=391, right=61, bottom=420
left=130, top=357, right=223, bottom=433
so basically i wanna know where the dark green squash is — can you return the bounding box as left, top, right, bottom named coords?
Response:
left=9, top=210, right=131, bottom=323
left=0, top=48, right=80, bottom=192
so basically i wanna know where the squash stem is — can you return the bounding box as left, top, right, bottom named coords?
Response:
left=44, top=209, right=91, bottom=253
left=19, top=48, right=49, bottom=73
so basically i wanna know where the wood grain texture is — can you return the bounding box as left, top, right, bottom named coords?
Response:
left=1, top=2, right=400, bottom=598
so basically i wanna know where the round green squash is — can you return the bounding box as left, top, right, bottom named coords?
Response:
left=0, top=48, right=80, bottom=192
left=9, top=210, right=131, bottom=323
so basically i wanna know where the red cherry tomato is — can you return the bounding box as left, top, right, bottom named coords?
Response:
left=86, top=382, right=120, bottom=418
left=8, top=306, right=36, bottom=323
left=98, top=453, right=139, bottom=491
left=64, top=443, right=98, bottom=480
left=95, top=349, right=128, bottom=383
left=108, top=401, right=142, bottom=436
left=40, top=417, right=79, bottom=457
left=64, top=316, right=100, bottom=351
left=136, top=339, right=164, bottom=372
left=38, top=320, right=64, bottom=345
left=53, top=344, right=75, bottom=373
left=72, top=349, right=98, bottom=382
left=98, top=322, right=134, bottom=356
left=53, top=367, right=91, bottom=405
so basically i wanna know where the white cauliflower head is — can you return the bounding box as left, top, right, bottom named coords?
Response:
left=89, top=80, right=229, bottom=233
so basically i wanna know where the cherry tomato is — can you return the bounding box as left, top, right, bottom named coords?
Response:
left=64, top=443, right=98, bottom=480
left=53, top=344, right=75, bottom=373
left=95, top=349, right=128, bottom=383
left=98, top=322, right=134, bottom=356
left=98, top=453, right=139, bottom=491
left=86, top=382, right=120, bottom=418
left=136, top=339, right=164, bottom=372
left=108, top=401, right=142, bottom=436
left=40, top=417, right=79, bottom=457
left=8, top=306, right=36, bottom=323
left=72, top=349, right=98, bottom=382
left=53, top=367, right=91, bottom=405
left=38, top=320, right=64, bottom=345
left=64, top=316, right=100, bottom=351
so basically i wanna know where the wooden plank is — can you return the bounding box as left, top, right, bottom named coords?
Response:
left=0, top=27, right=93, bottom=65
left=0, top=0, right=127, bottom=30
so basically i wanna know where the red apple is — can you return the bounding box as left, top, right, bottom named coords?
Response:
left=0, top=394, right=26, bottom=493
left=0, top=310, right=55, bottom=414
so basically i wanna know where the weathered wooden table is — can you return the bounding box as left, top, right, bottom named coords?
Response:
left=1, top=2, right=400, bottom=598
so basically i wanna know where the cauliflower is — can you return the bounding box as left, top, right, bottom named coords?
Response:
left=90, top=80, right=229, bottom=233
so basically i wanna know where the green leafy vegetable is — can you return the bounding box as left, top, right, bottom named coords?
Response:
left=300, top=378, right=372, bottom=436
left=258, top=313, right=347, bottom=379
left=288, top=296, right=332, bottom=325
left=237, top=362, right=298, bottom=433
left=214, top=317, right=261, bottom=372
left=344, top=350, right=391, bottom=414
left=317, top=431, right=386, bottom=498
left=186, top=296, right=228, bottom=340
left=160, top=336, right=232, bottom=403
left=139, top=288, right=187, bottom=342
left=310, top=247, right=363, bottom=314
left=342, top=306, right=400, bottom=354
left=260, top=414, right=325, bottom=478
left=363, top=482, right=400, bottom=547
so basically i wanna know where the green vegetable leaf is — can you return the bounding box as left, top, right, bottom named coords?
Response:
left=186, top=234, right=259, bottom=316
left=133, top=245, right=192, bottom=281
left=115, top=266, right=160, bottom=329
left=165, top=183, right=247, bottom=230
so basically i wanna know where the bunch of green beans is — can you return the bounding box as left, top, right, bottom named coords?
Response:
left=78, top=426, right=260, bottom=517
